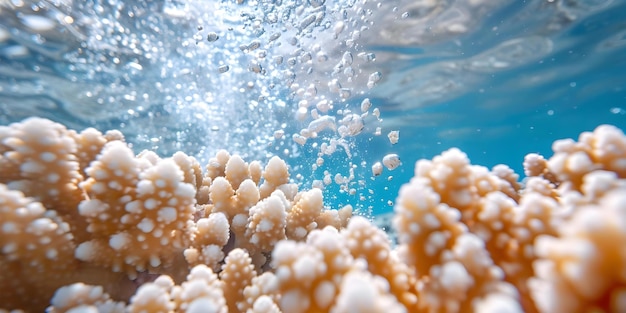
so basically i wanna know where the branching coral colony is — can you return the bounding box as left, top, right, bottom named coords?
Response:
left=1, top=117, right=626, bottom=313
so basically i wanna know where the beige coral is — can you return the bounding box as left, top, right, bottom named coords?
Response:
left=530, top=172, right=626, bottom=313
left=241, top=272, right=281, bottom=313
left=259, top=156, right=291, bottom=199
left=171, top=265, right=228, bottom=313
left=220, top=248, right=257, bottom=312
left=0, top=184, right=77, bottom=310
left=393, top=173, right=519, bottom=313
left=0, top=117, right=88, bottom=240
left=205, top=149, right=232, bottom=180
left=1, top=118, right=356, bottom=312
left=286, top=188, right=324, bottom=240
left=69, top=127, right=125, bottom=175
left=184, top=212, right=230, bottom=270
left=331, top=268, right=408, bottom=313
left=393, top=176, right=467, bottom=276
left=417, top=232, right=521, bottom=313
left=48, top=283, right=125, bottom=313
left=271, top=226, right=354, bottom=312
left=247, top=295, right=282, bottom=313
left=77, top=141, right=196, bottom=277
left=315, top=204, right=352, bottom=229
left=3, top=117, right=626, bottom=313
left=245, top=190, right=288, bottom=255
left=127, top=275, right=176, bottom=313
left=547, top=124, right=626, bottom=191
left=172, top=151, right=205, bottom=202
left=342, top=216, right=418, bottom=309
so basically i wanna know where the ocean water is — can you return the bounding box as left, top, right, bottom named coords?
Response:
left=1, top=0, right=625, bottom=216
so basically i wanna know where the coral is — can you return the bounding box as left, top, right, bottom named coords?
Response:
left=342, top=216, right=418, bottom=309
left=1, top=118, right=626, bottom=313
left=220, top=249, right=257, bottom=312
left=529, top=171, right=626, bottom=313
left=270, top=226, right=354, bottom=312
left=259, top=156, right=291, bottom=199
left=331, top=268, right=407, bottom=313
left=286, top=188, right=324, bottom=241
left=0, top=185, right=77, bottom=310
left=245, top=190, right=288, bottom=256
left=69, top=127, right=125, bottom=175
left=546, top=125, right=626, bottom=191
left=240, top=272, right=281, bottom=313
left=76, top=141, right=197, bottom=277
left=48, top=283, right=125, bottom=313
left=171, top=264, right=228, bottom=313
left=0, top=118, right=353, bottom=312
left=184, top=212, right=231, bottom=270
left=0, top=117, right=88, bottom=241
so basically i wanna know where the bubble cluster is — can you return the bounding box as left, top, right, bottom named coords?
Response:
left=0, top=0, right=412, bottom=213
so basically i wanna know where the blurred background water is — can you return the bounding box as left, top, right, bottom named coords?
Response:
left=1, top=0, right=625, bottom=215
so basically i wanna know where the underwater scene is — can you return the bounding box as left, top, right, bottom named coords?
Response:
left=1, top=0, right=626, bottom=312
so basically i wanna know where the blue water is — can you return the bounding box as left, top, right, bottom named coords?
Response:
left=1, top=0, right=625, bottom=215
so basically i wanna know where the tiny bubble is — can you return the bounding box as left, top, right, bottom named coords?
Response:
left=207, top=32, right=219, bottom=42
left=218, top=65, right=229, bottom=73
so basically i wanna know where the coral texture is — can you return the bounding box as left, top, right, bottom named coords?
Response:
left=1, top=118, right=626, bottom=313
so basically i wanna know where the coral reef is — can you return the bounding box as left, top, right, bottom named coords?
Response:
left=1, top=117, right=625, bottom=313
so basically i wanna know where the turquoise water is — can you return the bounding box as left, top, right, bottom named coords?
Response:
left=1, top=0, right=625, bottom=215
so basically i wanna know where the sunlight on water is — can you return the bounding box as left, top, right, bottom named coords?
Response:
left=0, top=0, right=625, bottom=213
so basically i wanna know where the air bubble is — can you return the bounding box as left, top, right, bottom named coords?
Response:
left=372, top=108, right=381, bottom=119
left=293, top=134, right=307, bottom=145
left=360, top=98, right=371, bottom=113
left=367, top=72, right=382, bottom=89
left=307, top=115, right=336, bottom=133
left=269, top=32, right=281, bottom=41
left=247, top=40, right=261, bottom=51
left=309, top=0, right=325, bottom=8
left=218, top=65, right=230, bottom=73
left=382, top=154, right=401, bottom=170
left=388, top=131, right=399, bottom=144
left=300, top=14, right=317, bottom=31
left=328, top=79, right=341, bottom=93
left=339, top=88, right=351, bottom=99
left=317, top=51, right=328, bottom=62
left=341, top=51, right=353, bottom=66
left=338, top=114, right=363, bottom=137
left=371, top=162, right=383, bottom=176
left=248, top=61, right=262, bottom=73
left=206, top=32, right=219, bottom=42
left=334, top=21, right=345, bottom=37
left=300, top=52, right=312, bottom=63
left=343, top=67, right=355, bottom=77
left=316, top=158, right=324, bottom=166
left=274, top=130, right=285, bottom=139
left=358, top=52, right=376, bottom=62
left=316, top=100, right=331, bottom=113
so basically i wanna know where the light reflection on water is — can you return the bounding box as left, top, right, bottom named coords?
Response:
left=0, top=0, right=625, bottom=213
